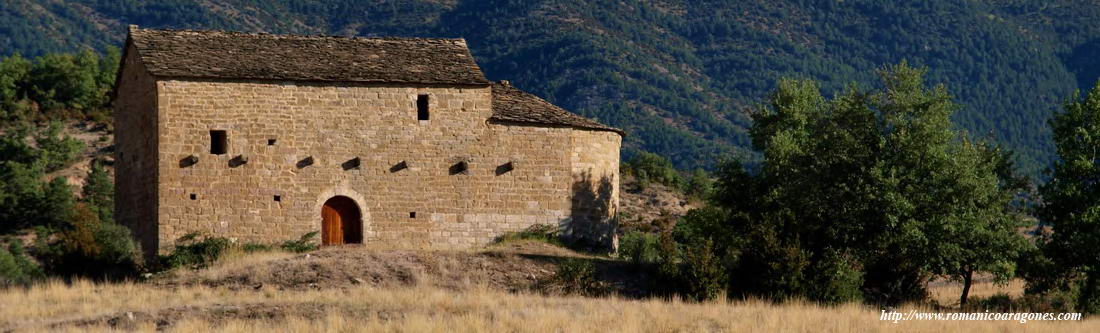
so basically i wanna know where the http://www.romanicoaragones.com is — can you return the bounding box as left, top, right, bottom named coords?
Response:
left=880, top=309, right=1082, bottom=324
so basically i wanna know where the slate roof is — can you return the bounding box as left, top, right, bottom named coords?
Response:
left=490, top=82, right=623, bottom=134
left=126, top=26, right=489, bottom=85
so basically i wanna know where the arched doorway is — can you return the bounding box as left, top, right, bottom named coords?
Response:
left=321, top=196, right=362, bottom=245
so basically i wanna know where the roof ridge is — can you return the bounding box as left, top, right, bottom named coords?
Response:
left=131, top=26, right=467, bottom=43
left=125, top=27, right=488, bottom=85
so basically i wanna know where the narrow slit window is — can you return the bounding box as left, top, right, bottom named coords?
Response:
left=190, top=193, right=197, bottom=200
left=267, top=139, right=277, bottom=146
left=210, top=130, right=227, bottom=155
left=417, top=94, right=429, bottom=121
left=409, top=212, right=417, bottom=218
left=274, top=195, right=281, bottom=202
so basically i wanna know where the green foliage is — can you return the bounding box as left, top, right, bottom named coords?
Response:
left=81, top=159, right=113, bottom=223
left=45, top=203, right=140, bottom=279
left=663, top=63, right=1030, bottom=306
left=807, top=249, right=864, bottom=304
left=623, top=151, right=683, bottom=190
left=241, top=243, right=273, bottom=253
left=279, top=231, right=319, bottom=253
left=679, top=238, right=725, bottom=302
left=0, top=239, right=44, bottom=287
left=0, top=122, right=82, bottom=233
left=618, top=231, right=660, bottom=264
left=494, top=224, right=561, bottom=246
left=32, top=122, right=84, bottom=172
left=550, top=258, right=602, bottom=296
left=0, top=48, right=118, bottom=124
left=162, top=232, right=231, bottom=269
left=1037, top=79, right=1100, bottom=314
left=682, top=169, right=713, bottom=199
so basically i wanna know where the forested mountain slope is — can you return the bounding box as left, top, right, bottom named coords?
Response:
left=5, top=0, right=1100, bottom=175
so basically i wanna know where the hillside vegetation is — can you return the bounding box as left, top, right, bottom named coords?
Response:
left=6, top=0, right=1100, bottom=174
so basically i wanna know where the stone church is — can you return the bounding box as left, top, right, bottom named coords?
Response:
left=112, top=26, right=622, bottom=258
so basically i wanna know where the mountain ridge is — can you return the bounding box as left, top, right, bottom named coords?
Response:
left=5, top=0, right=1100, bottom=175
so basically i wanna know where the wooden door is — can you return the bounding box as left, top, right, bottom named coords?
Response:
left=322, top=202, right=344, bottom=245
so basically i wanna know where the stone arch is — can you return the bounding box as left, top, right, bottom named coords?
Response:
left=314, top=186, right=371, bottom=242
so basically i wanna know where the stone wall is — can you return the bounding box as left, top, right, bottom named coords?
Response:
left=113, top=44, right=160, bottom=260
left=124, top=76, right=621, bottom=255
left=566, top=129, right=622, bottom=249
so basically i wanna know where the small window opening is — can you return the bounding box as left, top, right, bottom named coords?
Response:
left=409, top=212, right=417, bottom=218
left=267, top=139, right=277, bottom=146
left=189, top=193, right=197, bottom=200
left=274, top=195, right=281, bottom=202
left=210, top=130, right=227, bottom=155
left=417, top=94, right=430, bottom=121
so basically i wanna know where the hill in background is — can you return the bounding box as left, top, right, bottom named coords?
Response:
left=6, top=0, right=1100, bottom=175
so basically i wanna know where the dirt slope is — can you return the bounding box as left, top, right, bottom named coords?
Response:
left=154, top=241, right=654, bottom=297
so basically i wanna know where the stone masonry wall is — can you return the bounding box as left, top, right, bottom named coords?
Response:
left=114, top=45, right=160, bottom=259
left=567, top=130, right=622, bottom=249
left=143, top=78, right=616, bottom=254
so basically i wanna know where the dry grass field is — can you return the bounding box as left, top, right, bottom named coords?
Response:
left=2, top=245, right=1097, bottom=332
left=2, top=279, right=1097, bottom=332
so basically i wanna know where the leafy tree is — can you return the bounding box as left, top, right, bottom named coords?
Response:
left=692, top=62, right=1027, bottom=305
left=623, top=151, right=683, bottom=190
left=1038, top=80, right=1100, bottom=314
left=682, top=168, right=713, bottom=199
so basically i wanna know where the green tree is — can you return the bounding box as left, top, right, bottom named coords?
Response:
left=1038, top=80, right=1100, bottom=314
left=624, top=151, right=683, bottom=190
left=81, top=159, right=114, bottom=223
left=701, top=62, right=1027, bottom=305
left=682, top=168, right=712, bottom=199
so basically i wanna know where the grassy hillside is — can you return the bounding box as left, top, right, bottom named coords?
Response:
left=5, top=0, right=1100, bottom=175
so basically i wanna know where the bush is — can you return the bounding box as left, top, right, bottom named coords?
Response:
left=48, top=203, right=140, bottom=279
left=619, top=231, right=661, bottom=264
left=551, top=258, right=602, bottom=296
left=0, top=239, right=43, bottom=287
left=280, top=231, right=319, bottom=253
left=162, top=232, right=230, bottom=269
left=241, top=243, right=273, bottom=253
left=495, top=224, right=561, bottom=245
left=680, top=238, right=725, bottom=301
left=807, top=249, right=864, bottom=304
left=728, top=229, right=811, bottom=302
left=624, top=152, right=683, bottom=190
left=682, top=168, right=712, bottom=199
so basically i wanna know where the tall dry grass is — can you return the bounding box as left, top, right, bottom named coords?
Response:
left=2, top=278, right=1097, bottom=332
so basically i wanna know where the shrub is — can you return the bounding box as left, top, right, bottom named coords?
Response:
left=551, top=258, right=602, bottom=296
left=655, top=230, right=682, bottom=294
left=807, top=249, right=864, bottom=304
left=162, top=232, right=230, bottom=269
left=619, top=231, right=661, bottom=264
left=280, top=231, right=319, bottom=253
left=680, top=238, right=725, bottom=301
left=495, top=224, right=561, bottom=245
left=728, top=229, right=811, bottom=302
left=241, top=243, right=273, bottom=253
left=0, top=239, right=43, bottom=287
left=682, top=168, right=712, bottom=199
left=624, top=152, right=683, bottom=190
left=49, top=203, right=140, bottom=279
